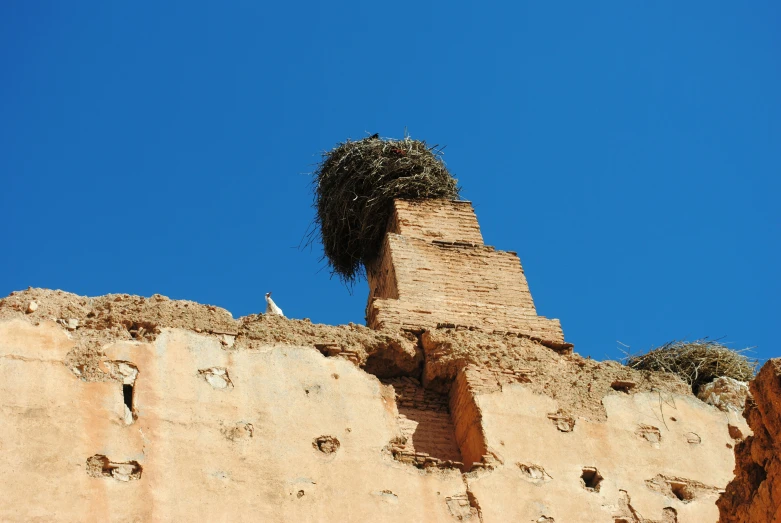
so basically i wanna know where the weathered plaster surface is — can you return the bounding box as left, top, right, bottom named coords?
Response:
left=0, top=320, right=466, bottom=522
left=0, top=317, right=750, bottom=522
left=470, top=384, right=747, bottom=522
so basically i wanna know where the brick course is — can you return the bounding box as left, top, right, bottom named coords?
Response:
left=383, top=377, right=464, bottom=468
left=367, top=199, right=565, bottom=344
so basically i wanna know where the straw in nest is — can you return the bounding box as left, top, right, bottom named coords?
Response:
left=624, top=338, right=757, bottom=393
left=310, top=135, right=460, bottom=284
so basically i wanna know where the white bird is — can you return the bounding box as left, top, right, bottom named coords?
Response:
left=265, top=292, right=285, bottom=317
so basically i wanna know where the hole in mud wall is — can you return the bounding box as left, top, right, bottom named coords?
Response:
left=518, top=463, right=553, bottom=483
left=365, top=352, right=408, bottom=379
left=123, top=384, right=134, bottom=412
left=383, top=377, right=464, bottom=470
left=728, top=424, right=744, bottom=440
left=104, top=361, right=138, bottom=425
left=610, top=380, right=636, bottom=393
left=313, top=436, right=340, bottom=455
left=86, top=454, right=142, bottom=482
left=669, top=482, right=694, bottom=502
left=581, top=467, right=603, bottom=492
left=123, top=321, right=158, bottom=341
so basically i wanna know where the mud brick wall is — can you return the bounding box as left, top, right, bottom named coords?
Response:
left=367, top=200, right=564, bottom=344
left=383, top=377, right=464, bottom=466
left=0, top=289, right=749, bottom=522
left=387, top=199, right=484, bottom=244
left=449, top=367, right=490, bottom=469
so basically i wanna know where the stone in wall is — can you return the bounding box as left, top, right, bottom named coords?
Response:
left=718, top=359, right=781, bottom=523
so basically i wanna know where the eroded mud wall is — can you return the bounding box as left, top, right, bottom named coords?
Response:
left=0, top=291, right=749, bottom=523
left=718, top=359, right=781, bottom=523
left=0, top=318, right=469, bottom=522
left=366, top=200, right=564, bottom=342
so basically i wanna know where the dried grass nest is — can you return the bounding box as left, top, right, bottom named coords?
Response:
left=624, top=339, right=757, bottom=393
left=311, top=135, right=460, bottom=284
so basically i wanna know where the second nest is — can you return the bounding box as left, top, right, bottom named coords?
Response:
left=625, top=339, right=757, bottom=393
left=313, top=136, right=460, bottom=284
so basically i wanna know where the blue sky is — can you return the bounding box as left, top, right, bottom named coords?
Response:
left=1, top=2, right=778, bottom=365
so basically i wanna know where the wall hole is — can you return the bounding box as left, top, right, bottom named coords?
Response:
left=123, top=384, right=134, bottom=412
left=518, top=463, right=552, bottom=483
left=728, top=424, right=744, bottom=440
left=313, top=435, right=340, bottom=455
left=105, top=361, right=139, bottom=425
left=610, top=380, right=636, bottom=393
left=86, top=454, right=142, bottom=481
left=383, top=376, right=464, bottom=470
left=669, top=482, right=694, bottom=502
left=123, top=320, right=158, bottom=341
left=581, top=467, right=603, bottom=492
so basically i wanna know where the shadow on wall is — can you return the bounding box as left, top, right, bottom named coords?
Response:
left=383, top=377, right=464, bottom=465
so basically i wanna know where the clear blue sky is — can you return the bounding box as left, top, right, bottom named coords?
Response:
left=1, top=2, right=778, bottom=365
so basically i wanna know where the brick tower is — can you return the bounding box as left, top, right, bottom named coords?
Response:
left=366, top=199, right=566, bottom=348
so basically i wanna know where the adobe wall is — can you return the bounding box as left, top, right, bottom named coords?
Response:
left=717, top=358, right=781, bottom=522
left=0, top=315, right=467, bottom=522
left=0, top=288, right=749, bottom=522
left=366, top=200, right=565, bottom=347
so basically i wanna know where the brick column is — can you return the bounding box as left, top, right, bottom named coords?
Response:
left=366, top=199, right=565, bottom=345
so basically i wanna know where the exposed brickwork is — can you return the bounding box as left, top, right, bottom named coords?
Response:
left=449, top=365, right=524, bottom=470
left=449, top=367, right=490, bottom=469
left=383, top=377, right=464, bottom=468
left=367, top=199, right=565, bottom=345
left=388, top=199, right=483, bottom=244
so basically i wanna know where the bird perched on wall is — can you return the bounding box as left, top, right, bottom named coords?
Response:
left=368, top=133, right=379, bottom=140
left=265, top=292, right=284, bottom=317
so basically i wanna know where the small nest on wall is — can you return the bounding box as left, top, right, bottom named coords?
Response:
left=624, top=339, right=757, bottom=393
left=310, top=135, right=460, bottom=284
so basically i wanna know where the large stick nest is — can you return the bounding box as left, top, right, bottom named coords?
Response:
left=311, top=135, right=460, bottom=284
left=624, top=338, right=757, bottom=393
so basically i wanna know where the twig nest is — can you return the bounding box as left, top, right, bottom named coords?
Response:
left=312, top=135, right=460, bottom=284
left=625, top=339, right=757, bottom=393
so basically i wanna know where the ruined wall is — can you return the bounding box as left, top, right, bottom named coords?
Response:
left=0, top=314, right=467, bottom=522
left=718, top=359, right=781, bottom=523
left=366, top=200, right=565, bottom=346
left=0, top=289, right=748, bottom=522
left=0, top=200, right=751, bottom=522
left=467, top=366, right=745, bottom=523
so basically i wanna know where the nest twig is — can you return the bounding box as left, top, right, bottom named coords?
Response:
left=623, top=338, right=757, bottom=393
left=308, top=135, right=460, bottom=284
